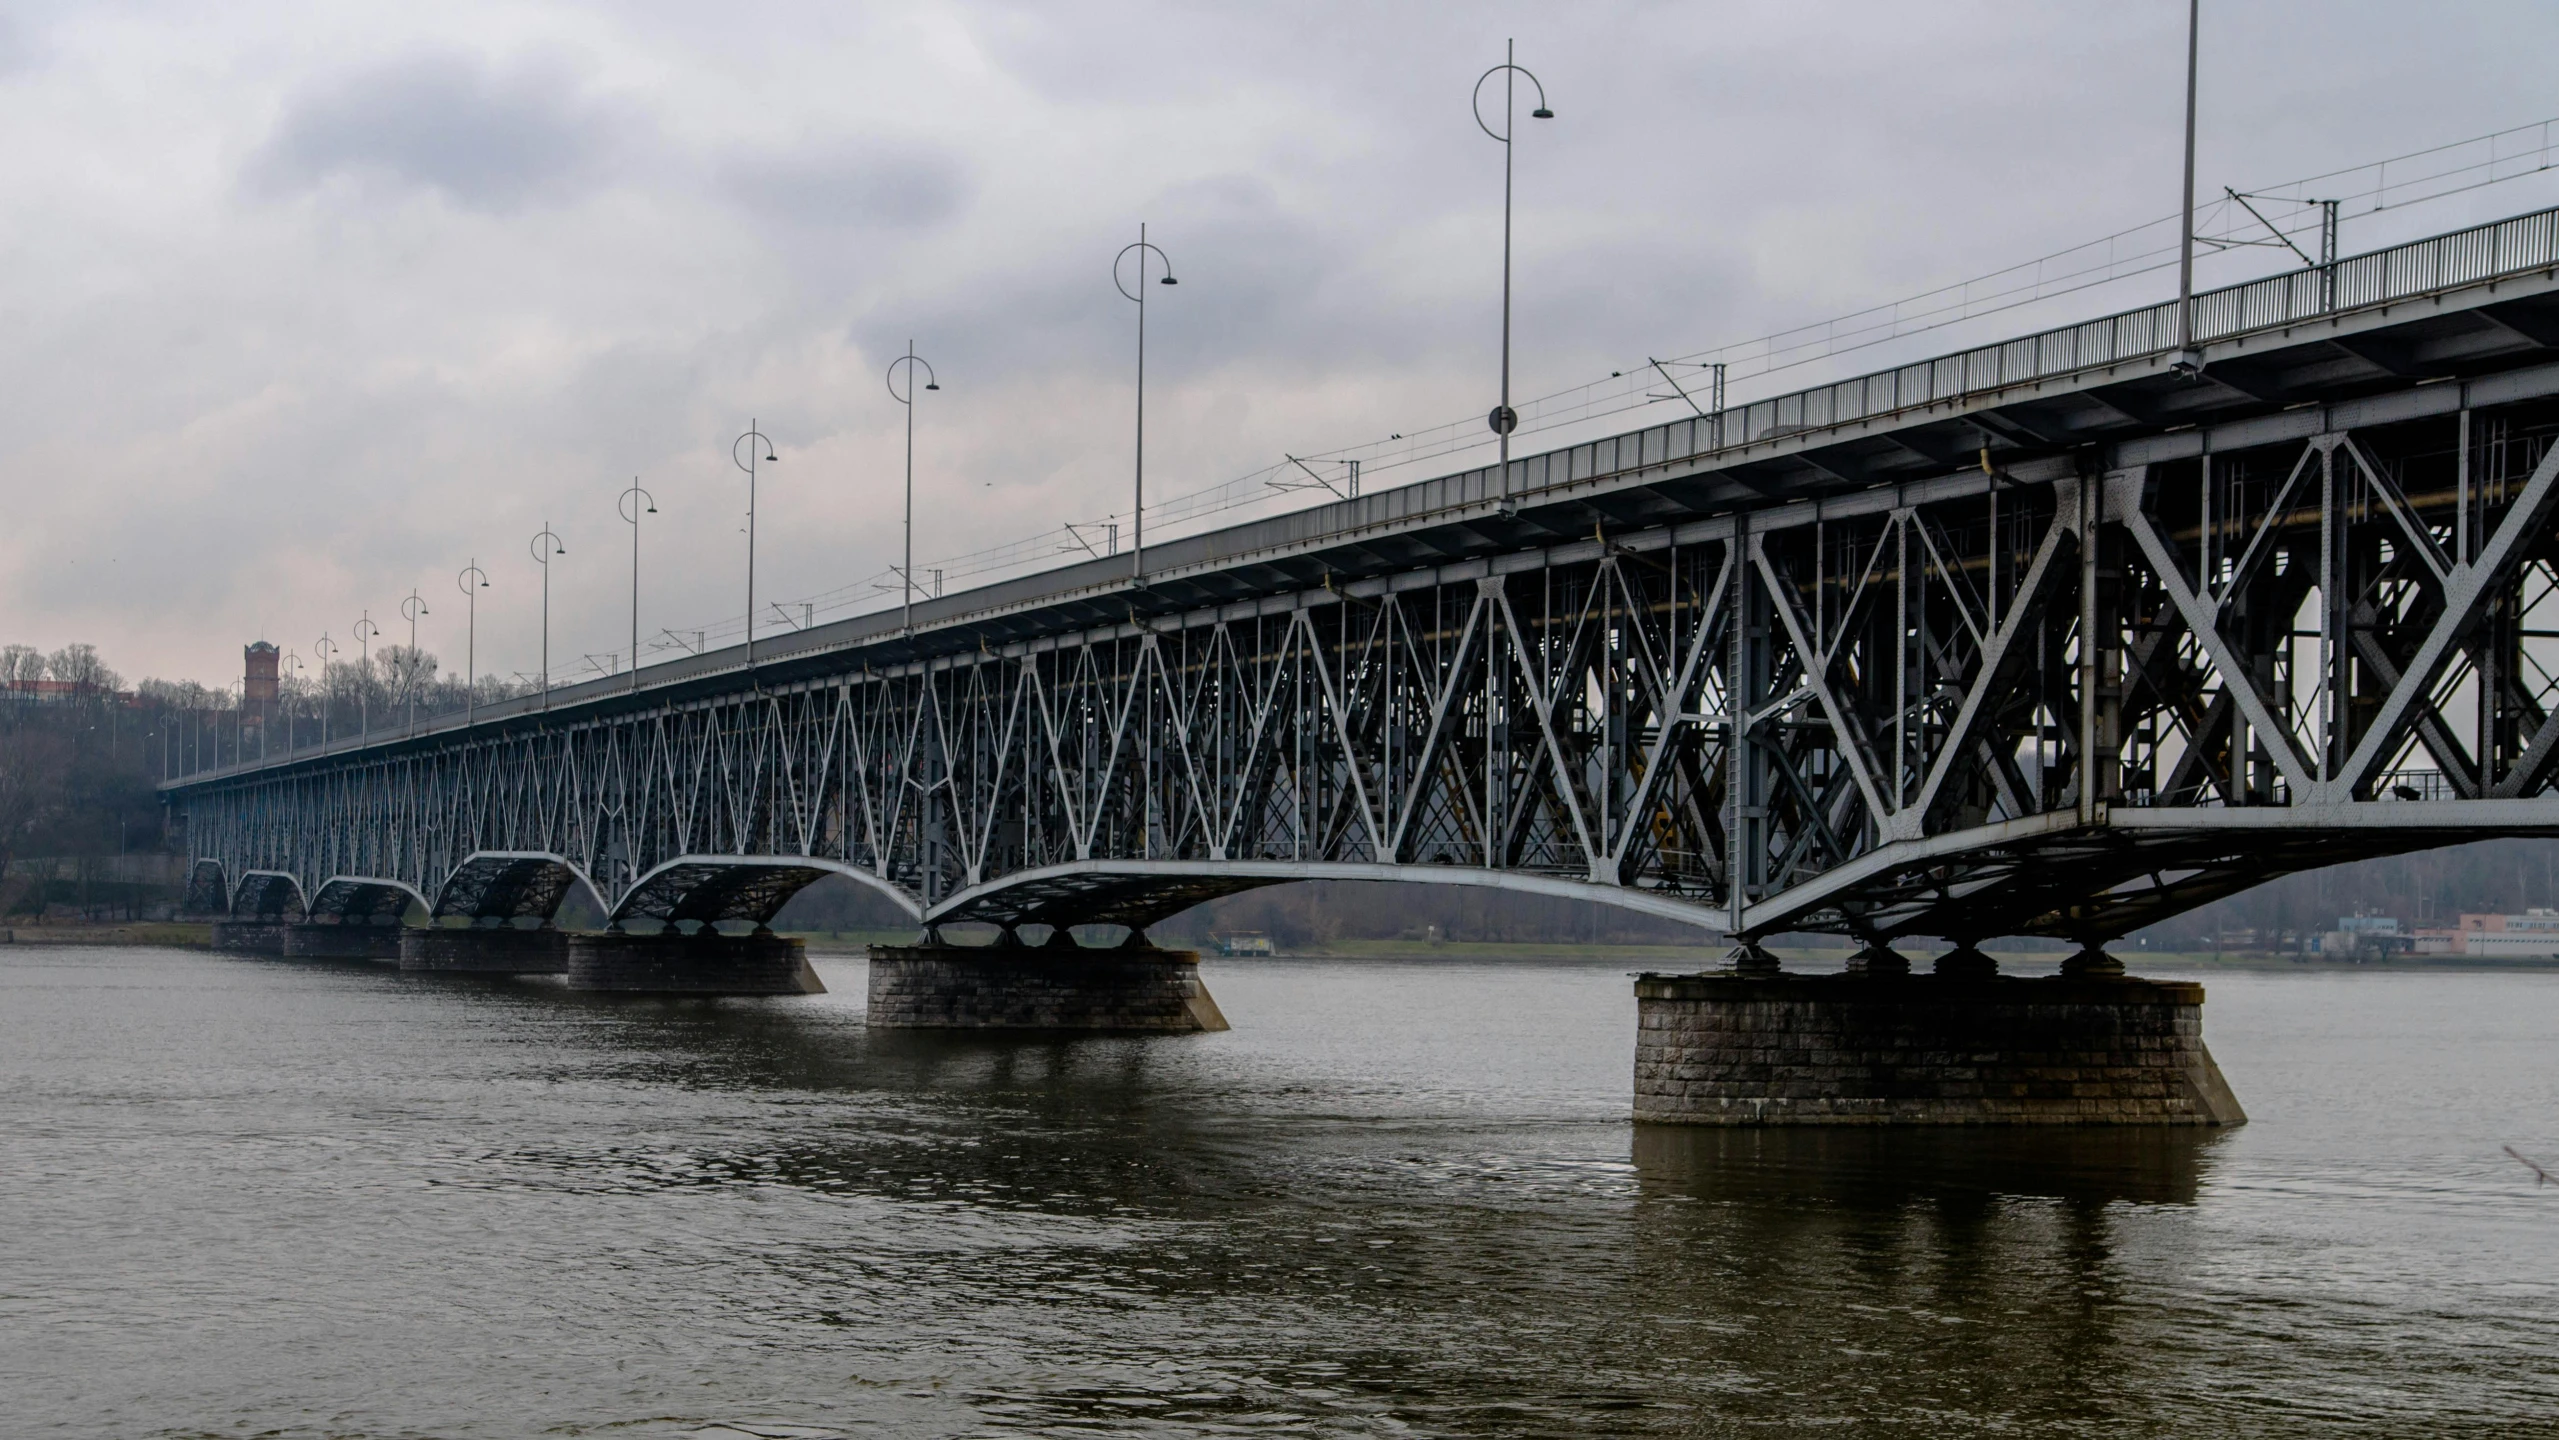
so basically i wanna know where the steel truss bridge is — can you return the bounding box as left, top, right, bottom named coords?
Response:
left=171, top=207, right=2559, bottom=951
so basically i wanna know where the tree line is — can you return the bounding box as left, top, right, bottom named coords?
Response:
left=0, top=647, right=168, bottom=918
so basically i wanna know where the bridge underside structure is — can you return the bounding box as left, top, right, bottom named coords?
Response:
left=168, top=208, right=2559, bottom=954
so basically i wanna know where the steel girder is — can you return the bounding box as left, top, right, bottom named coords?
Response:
left=429, top=851, right=605, bottom=923
left=175, top=392, right=2559, bottom=946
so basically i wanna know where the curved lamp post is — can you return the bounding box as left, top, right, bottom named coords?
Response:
left=281, top=650, right=303, bottom=753
left=1113, top=226, right=1177, bottom=582
left=352, top=611, right=379, bottom=736
left=885, top=343, right=940, bottom=630
left=530, top=524, right=565, bottom=707
left=1473, top=40, right=1553, bottom=512
left=619, top=480, right=655, bottom=692
left=314, top=632, right=338, bottom=748
left=734, top=423, right=777, bottom=673
left=456, top=560, right=488, bottom=723
left=399, top=589, right=430, bottom=727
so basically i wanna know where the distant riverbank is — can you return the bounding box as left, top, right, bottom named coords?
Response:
left=14, top=922, right=2557, bottom=974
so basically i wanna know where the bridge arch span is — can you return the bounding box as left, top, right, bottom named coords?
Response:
left=308, top=876, right=430, bottom=926
left=607, top=856, right=924, bottom=931
left=1740, top=803, right=2559, bottom=944
left=230, top=870, right=307, bottom=921
left=432, top=852, right=609, bottom=926
left=183, top=859, right=230, bottom=916
left=921, top=860, right=1733, bottom=939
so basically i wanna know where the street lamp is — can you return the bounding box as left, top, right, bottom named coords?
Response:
left=457, top=560, right=488, bottom=724
left=530, top=523, right=565, bottom=706
left=618, top=480, right=655, bottom=692
left=1113, top=225, right=1177, bottom=583
left=314, top=632, right=337, bottom=748
left=2172, top=0, right=2205, bottom=376
left=1474, top=40, right=1554, bottom=512
left=400, top=589, right=429, bottom=727
left=885, top=343, right=940, bottom=630
left=734, top=422, right=776, bottom=673
left=352, top=611, right=379, bottom=736
left=282, top=650, right=304, bottom=753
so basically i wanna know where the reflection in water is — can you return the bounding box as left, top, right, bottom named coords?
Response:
left=1632, top=1124, right=2217, bottom=1207
left=2, top=948, right=2554, bottom=1437
left=1621, top=1127, right=2227, bottom=1432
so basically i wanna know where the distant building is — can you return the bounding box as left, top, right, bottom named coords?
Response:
left=2454, top=909, right=2559, bottom=957
left=244, top=642, right=279, bottom=709
left=1212, top=932, right=1276, bottom=957
left=2316, top=914, right=2407, bottom=958
left=1, top=679, right=113, bottom=702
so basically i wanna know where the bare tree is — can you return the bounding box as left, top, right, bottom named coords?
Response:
left=135, top=677, right=215, bottom=710
left=45, top=644, right=117, bottom=693
left=374, top=646, right=438, bottom=716
left=0, top=645, right=43, bottom=687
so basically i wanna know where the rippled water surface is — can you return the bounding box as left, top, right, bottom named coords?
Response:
left=3, top=946, right=2556, bottom=1437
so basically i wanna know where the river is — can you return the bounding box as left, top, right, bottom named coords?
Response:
left=2, top=946, right=2554, bottom=1436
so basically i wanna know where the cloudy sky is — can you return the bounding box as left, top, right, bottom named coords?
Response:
left=5, top=0, right=2557, bottom=687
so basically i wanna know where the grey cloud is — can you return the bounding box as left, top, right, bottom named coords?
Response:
left=247, top=51, right=622, bottom=211
left=720, top=140, right=974, bottom=231
left=849, top=168, right=1462, bottom=395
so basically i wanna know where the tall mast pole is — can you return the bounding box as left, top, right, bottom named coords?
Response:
left=1499, top=38, right=1515, bottom=505
left=1135, top=225, right=1148, bottom=580
left=2176, top=0, right=2201, bottom=367
left=905, top=342, right=917, bottom=628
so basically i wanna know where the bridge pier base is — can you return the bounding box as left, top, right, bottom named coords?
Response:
left=565, top=928, right=824, bottom=995
left=282, top=922, right=404, bottom=961
left=1632, top=970, right=2245, bottom=1126
left=210, top=920, right=291, bottom=955
left=400, top=925, right=571, bottom=974
left=865, top=945, right=1229, bottom=1032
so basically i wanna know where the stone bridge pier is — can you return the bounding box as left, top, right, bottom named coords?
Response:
left=560, top=858, right=849, bottom=995
left=284, top=877, right=422, bottom=960
left=866, top=938, right=1229, bottom=1032
left=1632, top=957, right=2246, bottom=1127
left=398, top=853, right=594, bottom=974
left=205, top=869, right=303, bottom=956
left=861, top=868, right=1257, bottom=1032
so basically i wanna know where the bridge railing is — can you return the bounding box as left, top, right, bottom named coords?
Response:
left=1712, top=206, right=2559, bottom=452
left=2374, top=769, right=2461, bottom=803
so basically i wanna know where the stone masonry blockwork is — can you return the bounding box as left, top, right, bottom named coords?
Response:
left=866, top=948, right=1229, bottom=1031
left=1633, top=974, right=2246, bottom=1126
left=567, top=930, right=824, bottom=995
left=400, top=926, right=571, bottom=973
